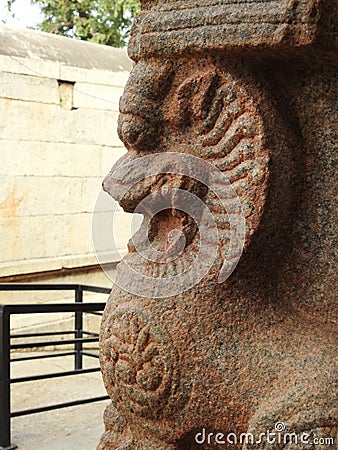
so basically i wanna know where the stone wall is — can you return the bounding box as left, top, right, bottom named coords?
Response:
left=0, top=24, right=132, bottom=283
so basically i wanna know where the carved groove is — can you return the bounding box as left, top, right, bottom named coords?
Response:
left=168, top=68, right=269, bottom=251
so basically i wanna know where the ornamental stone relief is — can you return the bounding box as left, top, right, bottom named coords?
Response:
left=97, top=1, right=337, bottom=449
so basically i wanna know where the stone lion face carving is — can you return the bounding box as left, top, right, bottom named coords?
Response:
left=98, top=2, right=337, bottom=449
left=103, top=57, right=271, bottom=285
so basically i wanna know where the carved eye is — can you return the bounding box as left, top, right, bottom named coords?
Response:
left=168, top=70, right=223, bottom=134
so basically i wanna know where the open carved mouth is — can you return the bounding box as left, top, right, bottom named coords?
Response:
left=102, top=152, right=210, bottom=272
left=100, top=147, right=250, bottom=297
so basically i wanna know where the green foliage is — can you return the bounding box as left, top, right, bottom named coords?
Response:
left=7, top=0, right=141, bottom=47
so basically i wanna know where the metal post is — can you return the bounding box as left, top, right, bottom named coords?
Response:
left=0, top=306, right=17, bottom=449
left=74, top=287, right=83, bottom=370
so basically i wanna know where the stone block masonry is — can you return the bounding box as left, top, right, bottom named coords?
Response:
left=0, top=23, right=132, bottom=280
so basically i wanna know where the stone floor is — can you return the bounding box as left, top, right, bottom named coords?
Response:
left=9, top=352, right=110, bottom=450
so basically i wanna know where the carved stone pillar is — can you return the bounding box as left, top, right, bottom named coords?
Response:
left=97, top=1, right=337, bottom=449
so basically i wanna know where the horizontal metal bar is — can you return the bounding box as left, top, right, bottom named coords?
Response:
left=11, top=352, right=75, bottom=363
left=11, top=395, right=110, bottom=417
left=11, top=331, right=76, bottom=339
left=0, top=283, right=110, bottom=294
left=82, top=331, right=99, bottom=337
left=82, top=351, right=100, bottom=359
left=11, top=367, right=101, bottom=383
left=11, top=336, right=98, bottom=349
left=1, top=303, right=105, bottom=314
left=86, top=311, right=104, bottom=316
left=12, top=330, right=98, bottom=340
left=0, top=284, right=80, bottom=291
left=77, top=285, right=111, bottom=294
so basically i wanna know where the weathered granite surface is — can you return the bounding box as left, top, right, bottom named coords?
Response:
left=98, top=1, right=337, bottom=448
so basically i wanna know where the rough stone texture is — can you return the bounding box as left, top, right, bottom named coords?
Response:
left=99, top=1, right=337, bottom=448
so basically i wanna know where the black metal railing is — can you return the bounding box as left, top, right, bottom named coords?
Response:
left=0, top=284, right=111, bottom=450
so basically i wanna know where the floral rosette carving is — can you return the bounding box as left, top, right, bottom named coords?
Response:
left=101, top=309, right=187, bottom=419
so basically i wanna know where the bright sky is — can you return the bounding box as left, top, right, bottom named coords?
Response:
left=0, top=0, right=42, bottom=29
